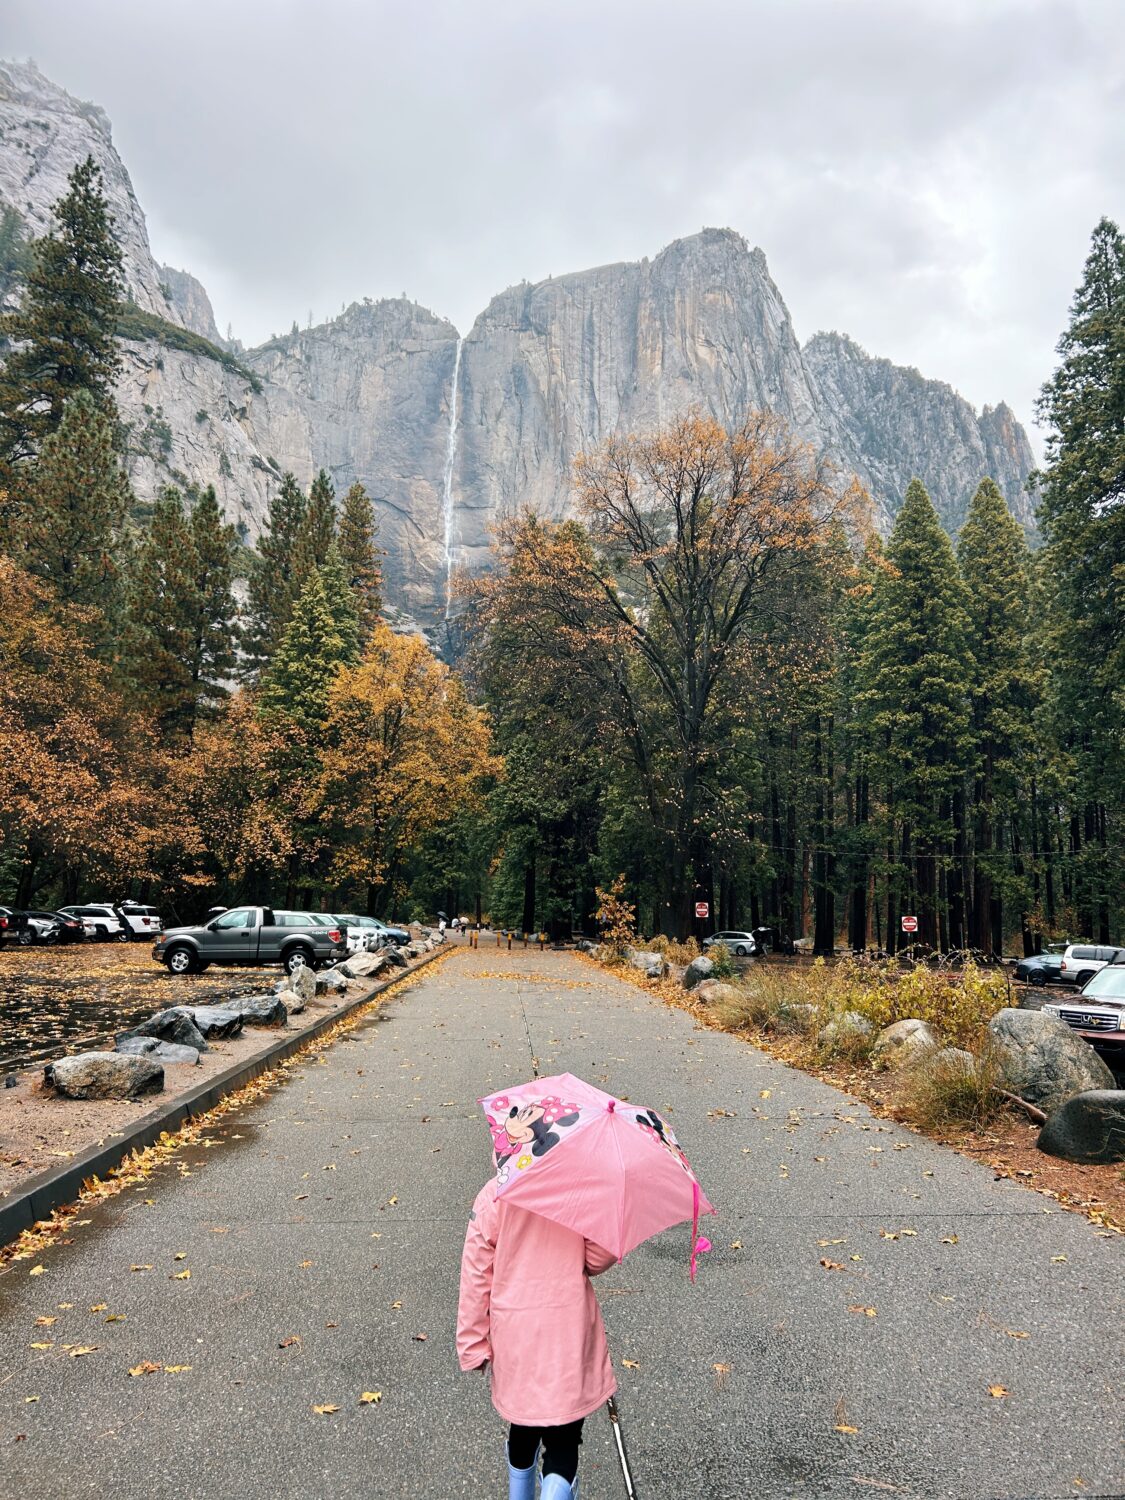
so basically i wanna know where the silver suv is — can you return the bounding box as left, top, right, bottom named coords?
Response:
left=1059, top=943, right=1124, bottom=988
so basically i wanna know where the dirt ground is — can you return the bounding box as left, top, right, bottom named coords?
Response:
left=0, top=942, right=438, bottom=1201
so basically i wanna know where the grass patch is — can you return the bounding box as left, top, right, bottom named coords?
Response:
left=897, top=1043, right=1006, bottom=1132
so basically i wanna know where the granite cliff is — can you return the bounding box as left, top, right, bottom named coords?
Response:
left=0, top=59, right=1038, bottom=636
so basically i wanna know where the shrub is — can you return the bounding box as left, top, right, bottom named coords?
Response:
left=648, top=934, right=701, bottom=964
left=899, top=1044, right=1005, bottom=1131
left=708, top=941, right=736, bottom=979
left=594, top=875, right=636, bottom=960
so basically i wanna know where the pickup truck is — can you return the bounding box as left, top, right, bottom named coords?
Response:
left=152, top=907, right=348, bottom=975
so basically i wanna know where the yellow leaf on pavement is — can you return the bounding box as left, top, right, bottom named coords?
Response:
left=164, top=1365, right=192, bottom=1373
left=128, top=1362, right=161, bottom=1377
left=28, top=1266, right=44, bottom=1277
left=988, top=1385, right=1010, bottom=1399
left=359, top=1391, right=382, bottom=1404
left=312, top=1404, right=340, bottom=1415
left=171, top=1269, right=190, bottom=1281
left=834, top=1424, right=859, bottom=1435
left=68, top=1345, right=96, bottom=1357
left=621, top=1358, right=640, bottom=1369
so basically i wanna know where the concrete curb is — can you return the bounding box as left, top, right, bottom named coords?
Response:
left=0, top=944, right=450, bottom=1251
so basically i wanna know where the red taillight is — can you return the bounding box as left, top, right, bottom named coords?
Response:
left=1060, top=961, right=1067, bottom=970
left=328, top=929, right=342, bottom=942
left=0, top=917, right=7, bottom=929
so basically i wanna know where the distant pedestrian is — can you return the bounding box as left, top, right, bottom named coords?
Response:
left=457, top=1176, right=615, bottom=1499
left=438, top=915, right=448, bottom=937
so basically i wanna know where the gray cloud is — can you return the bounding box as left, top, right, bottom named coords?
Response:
left=4, top=0, right=1122, bottom=452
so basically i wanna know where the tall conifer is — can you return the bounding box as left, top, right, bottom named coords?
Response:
left=243, top=472, right=307, bottom=676
left=292, top=468, right=336, bottom=588
left=258, top=568, right=346, bottom=731
left=337, top=480, right=383, bottom=641
left=318, top=541, right=362, bottom=665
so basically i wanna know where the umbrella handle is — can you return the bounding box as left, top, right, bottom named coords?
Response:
left=606, top=1395, right=639, bottom=1498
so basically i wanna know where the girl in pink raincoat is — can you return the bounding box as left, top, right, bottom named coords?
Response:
left=457, top=1158, right=617, bottom=1499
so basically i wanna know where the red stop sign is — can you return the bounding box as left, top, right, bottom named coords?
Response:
left=695, top=902, right=709, bottom=919
left=901, top=915, right=918, bottom=933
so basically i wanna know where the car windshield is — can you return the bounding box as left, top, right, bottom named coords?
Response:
left=1080, top=967, right=1125, bottom=1001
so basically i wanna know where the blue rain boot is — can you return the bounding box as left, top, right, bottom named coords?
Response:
left=541, top=1475, right=578, bottom=1500
left=507, top=1443, right=538, bottom=1500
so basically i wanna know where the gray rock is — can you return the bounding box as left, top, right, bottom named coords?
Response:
left=4, top=1073, right=18, bottom=1088
left=384, top=945, right=409, bottom=969
left=872, top=1018, right=939, bottom=1070
left=693, top=980, right=742, bottom=1007
left=216, top=994, right=288, bottom=1027
left=116, top=1035, right=200, bottom=1065
left=338, top=952, right=388, bottom=979
left=180, top=1005, right=245, bottom=1040
left=46, top=1051, right=164, bottom=1100
left=288, top=964, right=317, bottom=1003
left=988, top=1007, right=1114, bottom=1112
left=627, top=948, right=667, bottom=980
left=121, top=1007, right=208, bottom=1053
left=314, top=968, right=349, bottom=996
left=683, top=956, right=714, bottom=990
left=1038, top=1091, right=1125, bottom=1165
left=818, top=1011, right=874, bottom=1047
left=930, top=1046, right=976, bottom=1072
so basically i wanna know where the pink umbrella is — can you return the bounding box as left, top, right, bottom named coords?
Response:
left=480, top=1072, right=715, bottom=1277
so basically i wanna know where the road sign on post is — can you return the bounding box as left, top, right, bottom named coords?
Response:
left=901, top=915, right=918, bottom=933
left=695, top=902, right=709, bottom=919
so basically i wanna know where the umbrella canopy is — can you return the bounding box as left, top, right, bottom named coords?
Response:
left=480, top=1072, right=715, bottom=1269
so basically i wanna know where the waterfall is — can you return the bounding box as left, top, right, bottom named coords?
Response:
left=441, top=337, right=463, bottom=620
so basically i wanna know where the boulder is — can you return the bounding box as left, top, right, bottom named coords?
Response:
left=121, top=1006, right=208, bottom=1053
left=288, top=963, right=317, bottom=1003
left=216, top=994, right=288, bottom=1027
left=115, top=1036, right=201, bottom=1065
left=338, top=952, right=388, bottom=979
left=575, top=940, right=597, bottom=955
left=930, top=1046, right=976, bottom=1072
left=384, top=945, right=409, bottom=969
left=180, top=1005, right=245, bottom=1040
left=683, top=956, right=714, bottom=990
left=871, top=1018, right=939, bottom=1071
left=314, top=967, right=348, bottom=996
left=627, top=948, right=667, bottom=980
left=988, top=1007, right=1114, bottom=1112
left=818, top=1011, right=873, bottom=1047
left=694, top=980, right=742, bottom=1007
left=1037, top=1090, right=1125, bottom=1165
left=773, top=1001, right=818, bottom=1035
left=46, top=1051, right=164, bottom=1100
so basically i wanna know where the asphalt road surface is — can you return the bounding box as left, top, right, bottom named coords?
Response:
left=1, top=946, right=1122, bottom=1499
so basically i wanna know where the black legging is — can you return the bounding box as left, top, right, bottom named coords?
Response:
left=509, top=1418, right=583, bottom=1482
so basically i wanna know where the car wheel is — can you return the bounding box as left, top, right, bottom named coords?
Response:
left=1029, top=970, right=1048, bottom=986
left=284, top=946, right=314, bottom=976
left=114, top=929, right=129, bottom=943
left=1076, top=970, right=1095, bottom=988
left=18, top=929, right=34, bottom=946
left=164, top=945, right=198, bottom=975
left=734, top=945, right=749, bottom=957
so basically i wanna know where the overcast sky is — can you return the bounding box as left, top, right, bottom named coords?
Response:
left=4, top=0, right=1122, bottom=452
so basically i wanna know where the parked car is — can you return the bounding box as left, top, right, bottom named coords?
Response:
left=703, top=930, right=760, bottom=958
left=1014, top=952, right=1065, bottom=986
left=0, top=906, right=29, bottom=945
left=367, top=917, right=410, bottom=947
left=330, top=914, right=371, bottom=956
left=117, top=902, right=164, bottom=941
left=1043, top=964, right=1125, bottom=1055
left=24, top=910, right=86, bottom=944
left=1058, top=943, right=1124, bottom=988
left=58, top=904, right=128, bottom=942
left=15, top=912, right=63, bottom=946
left=153, top=906, right=348, bottom=975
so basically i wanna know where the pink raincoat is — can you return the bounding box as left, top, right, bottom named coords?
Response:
left=457, top=1180, right=617, bottom=1427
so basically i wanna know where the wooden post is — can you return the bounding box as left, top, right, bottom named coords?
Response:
left=507, top=932, right=512, bottom=950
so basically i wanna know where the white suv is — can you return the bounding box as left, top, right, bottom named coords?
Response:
left=59, top=904, right=127, bottom=942
left=116, top=903, right=164, bottom=941
left=1059, top=943, right=1124, bottom=988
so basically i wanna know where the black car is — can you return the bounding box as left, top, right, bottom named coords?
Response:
left=26, top=910, right=87, bottom=944
left=1015, top=953, right=1065, bottom=986
left=0, top=906, right=29, bottom=945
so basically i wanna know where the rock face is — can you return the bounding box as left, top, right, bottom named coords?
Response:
left=988, top=1008, right=1115, bottom=1112
left=1038, top=1091, right=1125, bottom=1165
left=0, top=61, right=1039, bottom=637
left=46, top=1051, right=164, bottom=1100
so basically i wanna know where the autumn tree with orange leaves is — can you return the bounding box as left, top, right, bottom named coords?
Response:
left=471, top=412, right=861, bottom=938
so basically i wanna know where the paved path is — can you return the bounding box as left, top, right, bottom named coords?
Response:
left=1, top=946, right=1122, bottom=1499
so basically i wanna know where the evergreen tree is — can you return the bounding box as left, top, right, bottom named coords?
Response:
left=957, top=478, right=1035, bottom=953
left=318, top=541, right=362, bottom=665
left=184, top=486, right=240, bottom=735
left=243, top=472, right=307, bottom=676
left=0, top=157, right=124, bottom=474
left=292, top=467, right=336, bottom=588
left=337, top=480, right=383, bottom=640
left=258, top=568, right=347, bottom=731
left=1034, top=217, right=1124, bottom=940
left=857, top=479, right=973, bottom=950
left=22, top=390, right=131, bottom=629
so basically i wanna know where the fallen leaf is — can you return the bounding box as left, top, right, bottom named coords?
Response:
left=29, top=1341, right=53, bottom=1350
left=312, top=1404, right=340, bottom=1415
left=900, top=1229, right=917, bottom=1237
left=621, top=1358, right=640, bottom=1369
left=390, top=1301, right=402, bottom=1310
left=1004, top=1329, right=1030, bottom=1340
left=1051, top=1255, right=1068, bottom=1264
left=941, top=1235, right=959, bottom=1245
left=412, top=1332, right=428, bottom=1342
left=128, top=1362, right=161, bottom=1377
left=68, top=1346, right=96, bottom=1357
left=89, top=1303, right=108, bottom=1313
left=279, top=1336, right=301, bottom=1348
left=835, top=1424, right=859, bottom=1435
left=988, top=1385, right=1010, bottom=1399
left=388, top=1196, right=398, bottom=1206
left=359, top=1391, right=382, bottom=1404
left=163, top=1365, right=192, bottom=1373
left=759, top=1090, right=771, bottom=1099
left=299, top=1260, right=313, bottom=1269
left=170, top=1270, right=190, bottom=1281
left=730, top=1240, right=743, bottom=1250
left=105, top=1314, right=126, bottom=1323
left=850, top=1255, right=863, bottom=1263
left=130, top=1265, right=153, bottom=1272
left=25, top=1396, right=39, bottom=1404
left=173, top=1253, right=186, bottom=1261
left=28, top=1266, right=44, bottom=1277
left=847, top=1305, right=878, bottom=1318
left=820, top=1259, right=845, bottom=1272
left=818, top=1238, right=847, bottom=1246
left=34, top=1317, right=56, bottom=1327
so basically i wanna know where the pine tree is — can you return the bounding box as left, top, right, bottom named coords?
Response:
left=122, top=487, right=196, bottom=734
left=857, top=479, right=973, bottom=950
left=243, top=472, right=307, bottom=676
left=957, top=478, right=1035, bottom=953
left=22, top=390, right=132, bottom=630
left=1034, top=217, right=1124, bottom=941
left=258, top=567, right=347, bottom=731
left=0, top=157, right=124, bottom=474
left=184, top=486, right=239, bottom=735
left=291, top=468, right=336, bottom=589
left=318, top=541, right=362, bottom=665
left=336, top=480, right=383, bottom=640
